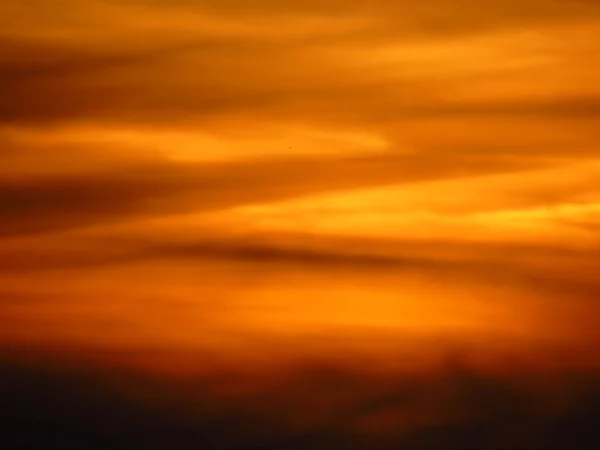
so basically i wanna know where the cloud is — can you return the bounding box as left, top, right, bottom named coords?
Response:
left=2, top=132, right=539, bottom=237
left=1, top=4, right=600, bottom=447
left=2, top=348, right=600, bottom=450
left=3, top=0, right=600, bottom=130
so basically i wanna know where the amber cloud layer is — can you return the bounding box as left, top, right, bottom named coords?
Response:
left=1, top=0, right=600, bottom=366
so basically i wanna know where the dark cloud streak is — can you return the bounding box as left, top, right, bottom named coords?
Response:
left=3, top=0, right=600, bottom=127
left=0, top=149, right=532, bottom=237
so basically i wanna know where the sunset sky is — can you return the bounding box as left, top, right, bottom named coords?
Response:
left=2, top=1, right=600, bottom=449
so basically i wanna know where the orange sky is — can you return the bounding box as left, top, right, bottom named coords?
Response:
left=2, top=0, right=600, bottom=381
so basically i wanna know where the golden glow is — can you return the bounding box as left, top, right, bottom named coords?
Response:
left=2, top=4, right=600, bottom=444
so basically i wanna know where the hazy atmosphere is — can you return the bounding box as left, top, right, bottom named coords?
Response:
left=2, top=1, right=600, bottom=449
